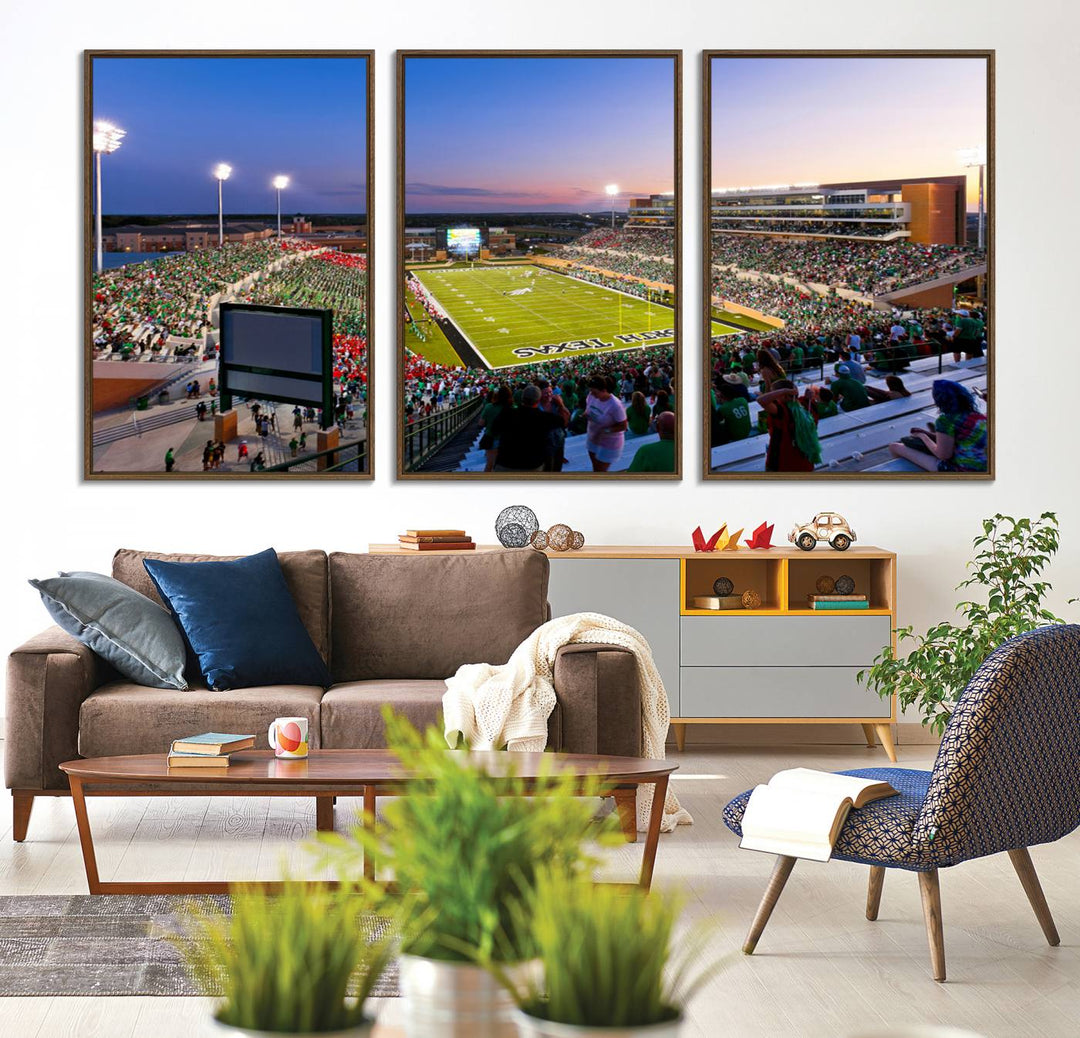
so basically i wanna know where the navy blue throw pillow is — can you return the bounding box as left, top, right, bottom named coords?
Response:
left=142, top=548, right=332, bottom=691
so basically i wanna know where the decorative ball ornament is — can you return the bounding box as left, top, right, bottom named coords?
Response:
left=495, top=505, right=539, bottom=548
left=815, top=575, right=836, bottom=594
left=713, top=576, right=735, bottom=597
left=547, top=524, right=574, bottom=552
left=834, top=574, right=856, bottom=595
left=530, top=529, right=549, bottom=550
left=741, top=589, right=761, bottom=609
left=570, top=530, right=585, bottom=550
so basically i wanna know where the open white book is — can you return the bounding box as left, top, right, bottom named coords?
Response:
left=739, top=768, right=898, bottom=862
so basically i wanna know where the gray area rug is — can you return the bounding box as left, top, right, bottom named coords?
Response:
left=0, top=895, right=399, bottom=997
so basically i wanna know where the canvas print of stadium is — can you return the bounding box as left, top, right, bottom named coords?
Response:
left=705, top=52, right=992, bottom=479
left=398, top=52, right=681, bottom=478
left=86, top=52, right=373, bottom=478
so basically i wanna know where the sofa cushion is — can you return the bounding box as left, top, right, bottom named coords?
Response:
left=79, top=681, right=323, bottom=758
left=321, top=679, right=561, bottom=750
left=328, top=550, right=549, bottom=681
left=112, top=549, right=330, bottom=664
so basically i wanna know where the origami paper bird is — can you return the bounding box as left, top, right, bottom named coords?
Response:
left=722, top=528, right=744, bottom=551
left=745, top=522, right=775, bottom=549
left=692, top=525, right=726, bottom=552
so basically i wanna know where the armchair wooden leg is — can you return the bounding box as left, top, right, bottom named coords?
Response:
left=866, top=865, right=885, bottom=920
left=917, top=869, right=946, bottom=982
left=12, top=792, right=34, bottom=842
left=743, top=855, right=796, bottom=955
left=1007, top=847, right=1060, bottom=946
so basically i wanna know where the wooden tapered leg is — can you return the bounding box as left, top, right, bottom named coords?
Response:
left=672, top=723, right=687, bottom=752
left=638, top=775, right=668, bottom=891
left=612, top=788, right=638, bottom=844
left=743, top=855, right=797, bottom=954
left=315, top=796, right=334, bottom=832
left=917, top=869, right=946, bottom=982
left=874, top=723, right=898, bottom=763
left=860, top=724, right=877, bottom=749
left=866, top=866, right=885, bottom=921
left=12, top=792, right=34, bottom=842
left=1007, top=847, right=1060, bottom=946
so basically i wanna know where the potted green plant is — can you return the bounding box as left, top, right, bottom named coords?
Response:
left=502, top=870, right=721, bottom=1037
left=860, top=513, right=1069, bottom=733
left=315, top=710, right=618, bottom=1038
left=174, top=880, right=393, bottom=1036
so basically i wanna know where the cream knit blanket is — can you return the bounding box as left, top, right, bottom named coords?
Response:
left=442, top=611, right=692, bottom=833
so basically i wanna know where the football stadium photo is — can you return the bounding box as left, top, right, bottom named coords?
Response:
left=705, top=53, right=991, bottom=478
left=399, top=52, right=681, bottom=477
left=87, top=53, right=372, bottom=477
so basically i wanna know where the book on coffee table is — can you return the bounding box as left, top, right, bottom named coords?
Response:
left=167, top=751, right=231, bottom=768
left=739, top=768, right=898, bottom=862
left=170, top=733, right=255, bottom=755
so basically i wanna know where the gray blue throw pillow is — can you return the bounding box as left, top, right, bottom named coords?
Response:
left=30, top=571, right=188, bottom=690
left=142, top=548, right=332, bottom=691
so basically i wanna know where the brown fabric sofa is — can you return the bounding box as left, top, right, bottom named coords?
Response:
left=6, top=548, right=642, bottom=840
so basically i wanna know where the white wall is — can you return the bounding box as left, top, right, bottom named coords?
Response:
left=2, top=0, right=1079, bottom=720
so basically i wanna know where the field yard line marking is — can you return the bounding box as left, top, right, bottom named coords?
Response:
left=413, top=272, right=492, bottom=371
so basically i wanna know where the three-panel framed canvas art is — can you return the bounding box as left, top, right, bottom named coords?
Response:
left=84, top=49, right=993, bottom=481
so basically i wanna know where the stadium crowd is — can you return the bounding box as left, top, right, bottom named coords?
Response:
left=571, top=227, right=675, bottom=258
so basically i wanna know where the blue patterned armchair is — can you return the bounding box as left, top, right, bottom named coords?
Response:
left=723, top=624, right=1080, bottom=981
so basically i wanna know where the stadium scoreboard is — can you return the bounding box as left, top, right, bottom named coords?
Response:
left=446, top=227, right=481, bottom=256
left=218, top=302, right=334, bottom=428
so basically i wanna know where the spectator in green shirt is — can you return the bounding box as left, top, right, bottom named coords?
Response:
left=712, top=379, right=752, bottom=445
left=830, top=371, right=870, bottom=411
left=628, top=412, right=676, bottom=473
left=626, top=391, right=652, bottom=436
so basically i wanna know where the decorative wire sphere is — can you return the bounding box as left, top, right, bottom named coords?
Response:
left=741, top=589, right=762, bottom=609
left=834, top=574, right=856, bottom=595
left=713, top=576, right=734, bottom=597
left=546, top=524, right=574, bottom=552
left=815, top=575, right=836, bottom=594
left=495, top=506, right=539, bottom=548
left=530, top=529, right=549, bottom=551
left=570, top=530, right=585, bottom=550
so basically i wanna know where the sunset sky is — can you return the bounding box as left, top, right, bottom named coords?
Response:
left=711, top=57, right=989, bottom=210
left=405, top=56, right=676, bottom=213
left=93, top=56, right=368, bottom=214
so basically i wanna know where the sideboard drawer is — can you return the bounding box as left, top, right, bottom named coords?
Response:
left=680, top=615, right=891, bottom=668
left=680, top=666, right=891, bottom=719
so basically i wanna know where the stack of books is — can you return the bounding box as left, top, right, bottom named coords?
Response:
left=807, top=594, right=870, bottom=611
left=397, top=529, right=475, bottom=551
left=167, top=732, right=255, bottom=768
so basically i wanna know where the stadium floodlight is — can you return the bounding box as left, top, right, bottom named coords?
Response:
left=213, top=163, right=232, bottom=245
left=956, top=146, right=987, bottom=250
left=272, top=175, right=290, bottom=238
left=92, top=121, right=126, bottom=273
left=605, top=184, right=619, bottom=231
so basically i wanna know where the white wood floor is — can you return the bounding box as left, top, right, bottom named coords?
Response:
left=1, top=739, right=1077, bottom=1038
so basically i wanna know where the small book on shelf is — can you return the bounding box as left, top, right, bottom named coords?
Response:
left=167, top=751, right=231, bottom=768
left=397, top=538, right=476, bottom=551
left=692, top=595, right=744, bottom=610
left=807, top=594, right=868, bottom=602
left=170, top=733, right=255, bottom=756
left=808, top=598, right=870, bottom=610
left=399, top=534, right=473, bottom=543
left=404, top=529, right=466, bottom=537
left=739, top=768, right=898, bottom=862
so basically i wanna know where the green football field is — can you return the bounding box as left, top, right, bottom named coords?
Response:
left=413, top=265, right=730, bottom=369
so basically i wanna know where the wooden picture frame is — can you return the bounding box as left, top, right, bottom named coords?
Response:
left=396, top=50, right=683, bottom=480
left=702, top=50, right=994, bottom=480
left=84, top=50, right=375, bottom=480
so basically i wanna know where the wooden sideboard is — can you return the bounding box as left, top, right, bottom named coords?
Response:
left=367, top=544, right=898, bottom=760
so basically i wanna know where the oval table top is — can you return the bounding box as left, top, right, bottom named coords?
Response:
left=59, top=748, right=677, bottom=785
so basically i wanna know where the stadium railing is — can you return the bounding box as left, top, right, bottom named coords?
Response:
left=263, top=436, right=368, bottom=474
left=403, top=396, right=485, bottom=472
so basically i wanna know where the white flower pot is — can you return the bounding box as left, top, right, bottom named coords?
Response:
left=210, top=1015, right=374, bottom=1037
left=511, top=1008, right=684, bottom=1038
left=398, top=953, right=519, bottom=1038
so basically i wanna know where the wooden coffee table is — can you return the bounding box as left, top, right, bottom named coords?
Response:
left=59, top=749, right=676, bottom=895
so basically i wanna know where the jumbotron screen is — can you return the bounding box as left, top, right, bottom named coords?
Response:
left=446, top=227, right=481, bottom=255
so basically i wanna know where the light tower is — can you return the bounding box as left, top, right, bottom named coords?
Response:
left=956, top=146, right=987, bottom=250
left=605, top=184, right=619, bottom=232
left=213, top=163, right=232, bottom=245
left=92, top=121, right=126, bottom=273
left=272, top=175, right=290, bottom=237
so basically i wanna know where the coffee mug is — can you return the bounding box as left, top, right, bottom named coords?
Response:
left=268, top=716, right=309, bottom=759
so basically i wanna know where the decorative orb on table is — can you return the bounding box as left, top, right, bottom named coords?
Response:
left=815, top=575, right=836, bottom=594
left=741, top=589, right=761, bottom=609
left=713, top=576, right=734, bottom=597
left=530, top=529, right=549, bottom=551
left=834, top=574, right=856, bottom=595
left=495, top=506, right=539, bottom=548
left=547, top=523, right=574, bottom=552
left=570, top=530, right=586, bottom=550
